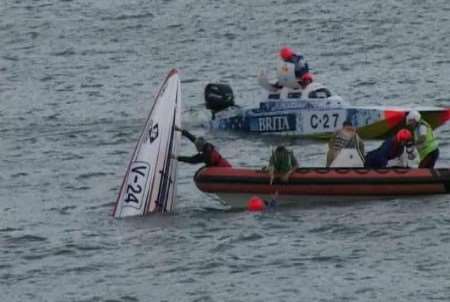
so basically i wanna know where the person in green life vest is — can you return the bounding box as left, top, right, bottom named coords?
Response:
left=406, top=110, right=439, bottom=168
left=264, top=145, right=299, bottom=184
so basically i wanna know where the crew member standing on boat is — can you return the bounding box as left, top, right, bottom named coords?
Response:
left=406, top=110, right=439, bottom=168
left=258, top=47, right=314, bottom=91
left=174, top=127, right=231, bottom=167
left=364, top=129, right=414, bottom=168
left=278, top=47, right=313, bottom=89
left=326, top=120, right=365, bottom=167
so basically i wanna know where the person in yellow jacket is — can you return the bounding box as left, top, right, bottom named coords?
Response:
left=406, top=110, right=439, bottom=168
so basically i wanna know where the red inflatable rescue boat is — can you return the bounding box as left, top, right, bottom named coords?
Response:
left=194, top=167, right=450, bottom=208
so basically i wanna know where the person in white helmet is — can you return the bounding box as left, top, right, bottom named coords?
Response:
left=406, top=110, right=439, bottom=168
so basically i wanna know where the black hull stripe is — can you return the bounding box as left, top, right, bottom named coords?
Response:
left=156, top=84, right=178, bottom=213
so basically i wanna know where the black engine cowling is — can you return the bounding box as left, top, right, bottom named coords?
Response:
left=204, top=83, right=235, bottom=114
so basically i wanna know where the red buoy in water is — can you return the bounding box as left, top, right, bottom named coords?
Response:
left=247, top=196, right=265, bottom=211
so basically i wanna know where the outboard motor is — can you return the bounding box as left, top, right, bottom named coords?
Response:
left=204, top=83, right=235, bottom=118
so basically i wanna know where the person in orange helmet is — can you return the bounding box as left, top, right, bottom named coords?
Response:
left=364, top=129, right=414, bottom=168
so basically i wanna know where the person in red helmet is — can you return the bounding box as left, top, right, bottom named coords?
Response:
left=174, top=127, right=231, bottom=167
left=279, top=47, right=310, bottom=78
left=298, top=72, right=314, bottom=89
left=364, top=129, right=415, bottom=168
left=258, top=47, right=314, bottom=91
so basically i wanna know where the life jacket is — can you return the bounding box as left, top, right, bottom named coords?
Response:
left=269, top=148, right=296, bottom=173
left=276, top=61, right=301, bottom=89
left=205, top=144, right=231, bottom=167
left=413, top=120, right=439, bottom=160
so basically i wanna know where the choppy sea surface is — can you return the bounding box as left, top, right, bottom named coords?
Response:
left=1, top=0, right=450, bottom=301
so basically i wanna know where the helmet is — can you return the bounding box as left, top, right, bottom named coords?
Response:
left=406, top=110, right=421, bottom=125
left=280, top=47, right=294, bottom=61
left=300, top=72, right=314, bottom=84
left=194, top=137, right=207, bottom=151
left=396, top=129, right=412, bottom=143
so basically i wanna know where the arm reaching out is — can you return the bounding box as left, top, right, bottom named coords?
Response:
left=177, top=153, right=206, bottom=164
left=177, top=128, right=197, bottom=143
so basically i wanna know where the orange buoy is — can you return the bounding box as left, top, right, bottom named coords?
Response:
left=247, top=196, right=266, bottom=211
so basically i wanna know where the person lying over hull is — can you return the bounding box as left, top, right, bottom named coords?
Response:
left=326, top=120, right=365, bottom=167
left=257, top=47, right=314, bottom=92
left=263, top=145, right=299, bottom=184
left=174, top=127, right=231, bottom=167
left=364, top=129, right=414, bottom=168
left=406, top=110, right=440, bottom=168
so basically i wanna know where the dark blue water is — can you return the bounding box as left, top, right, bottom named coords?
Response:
left=1, top=0, right=450, bottom=301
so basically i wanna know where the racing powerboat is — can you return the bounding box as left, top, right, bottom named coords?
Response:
left=204, top=81, right=450, bottom=139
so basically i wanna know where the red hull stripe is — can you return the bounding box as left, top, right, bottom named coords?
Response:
left=384, top=110, right=406, bottom=129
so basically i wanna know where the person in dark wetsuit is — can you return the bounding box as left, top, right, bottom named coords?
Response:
left=364, top=129, right=414, bottom=168
left=175, top=127, right=231, bottom=167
